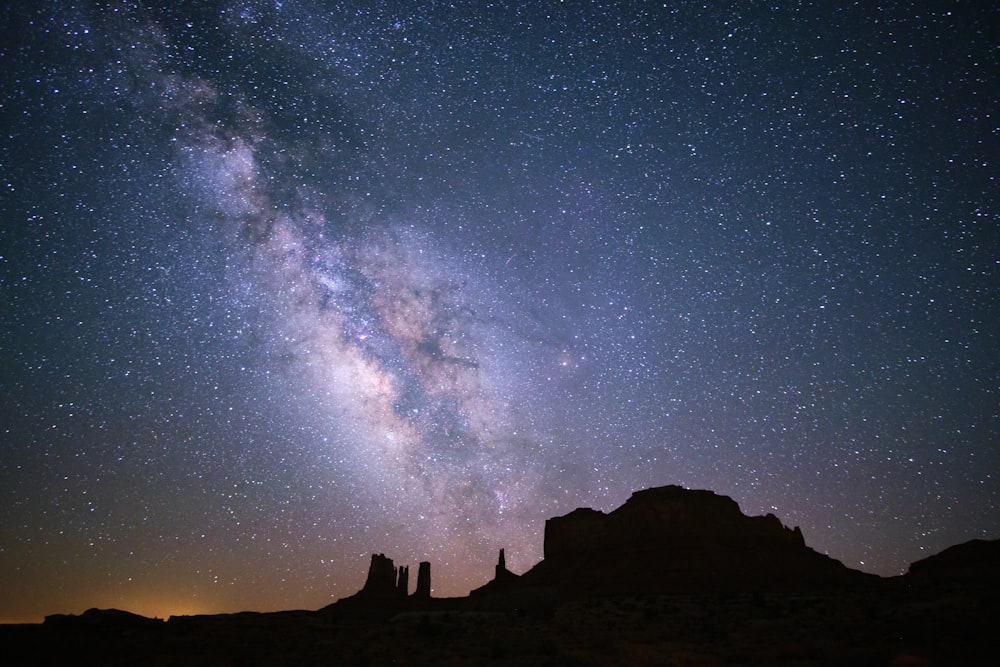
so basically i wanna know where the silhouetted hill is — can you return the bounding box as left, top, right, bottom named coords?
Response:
left=905, top=538, right=1000, bottom=584
left=44, top=607, right=164, bottom=629
left=515, top=485, right=875, bottom=596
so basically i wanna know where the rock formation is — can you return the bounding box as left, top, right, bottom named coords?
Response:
left=360, top=553, right=399, bottom=596
left=519, top=485, right=872, bottom=595
left=339, top=485, right=884, bottom=609
left=396, top=564, right=409, bottom=595
left=470, top=548, right=522, bottom=597
left=414, top=561, right=431, bottom=598
left=328, top=554, right=435, bottom=615
left=356, top=554, right=420, bottom=599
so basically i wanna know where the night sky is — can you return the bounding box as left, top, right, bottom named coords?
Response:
left=2, top=1, right=998, bottom=623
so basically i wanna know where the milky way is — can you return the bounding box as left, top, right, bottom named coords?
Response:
left=1, top=1, right=998, bottom=621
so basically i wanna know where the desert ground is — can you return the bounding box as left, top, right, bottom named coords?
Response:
left=3, top=579, right=995, bottom=666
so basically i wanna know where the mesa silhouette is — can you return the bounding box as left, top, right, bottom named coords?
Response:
left=513, top=484, right=873, bottom=596
left=325, top=484, right=869, bottom=614
left=14, top=485, right=996, bottom=666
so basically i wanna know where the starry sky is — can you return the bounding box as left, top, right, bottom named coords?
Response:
left=1, top=1, right=997, bottom=623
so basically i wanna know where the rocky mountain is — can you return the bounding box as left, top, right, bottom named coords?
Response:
left=516, top=485, right=874, bottom=595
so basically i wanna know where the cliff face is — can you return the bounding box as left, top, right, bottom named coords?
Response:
left=543, top=507, right=609, bottom=562
left=524, top=485, right=870, bottom=594
left=355, top=554, right=428, bottom=599
left=414, top=561, right=432, bottom=598
left=361, top=553, right=399, bottom=596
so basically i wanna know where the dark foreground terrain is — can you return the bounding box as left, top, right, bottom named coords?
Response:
left=2, top=579, right=996, bottom=666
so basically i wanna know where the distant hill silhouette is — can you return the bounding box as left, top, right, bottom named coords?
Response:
left=44, top=607, right=164, bottom=629
left=905, top=538, right=1000, bottom=585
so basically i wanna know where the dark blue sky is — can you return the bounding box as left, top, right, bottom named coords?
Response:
left=2, top=0, right=997, bottom=621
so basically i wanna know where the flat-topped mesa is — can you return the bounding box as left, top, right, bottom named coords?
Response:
left=544, top=485, right=805, bottom=560
left=524, top=484, right=869, bottom=595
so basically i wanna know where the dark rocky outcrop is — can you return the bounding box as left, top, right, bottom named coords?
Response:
left=496, top=548, right=513, bottom=581
left=353, top=553, right=421, bottom=600
left=396, top=564, right=409, bottom=596
left=470, top=548, right=522, bottom=597
left=326, top=554, right=437, bottom=616
left=414, top=561, right=431, bottom=598
left=518, top=485, right=873, bottom=595
left=361, top=553, right=400, bottom=597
